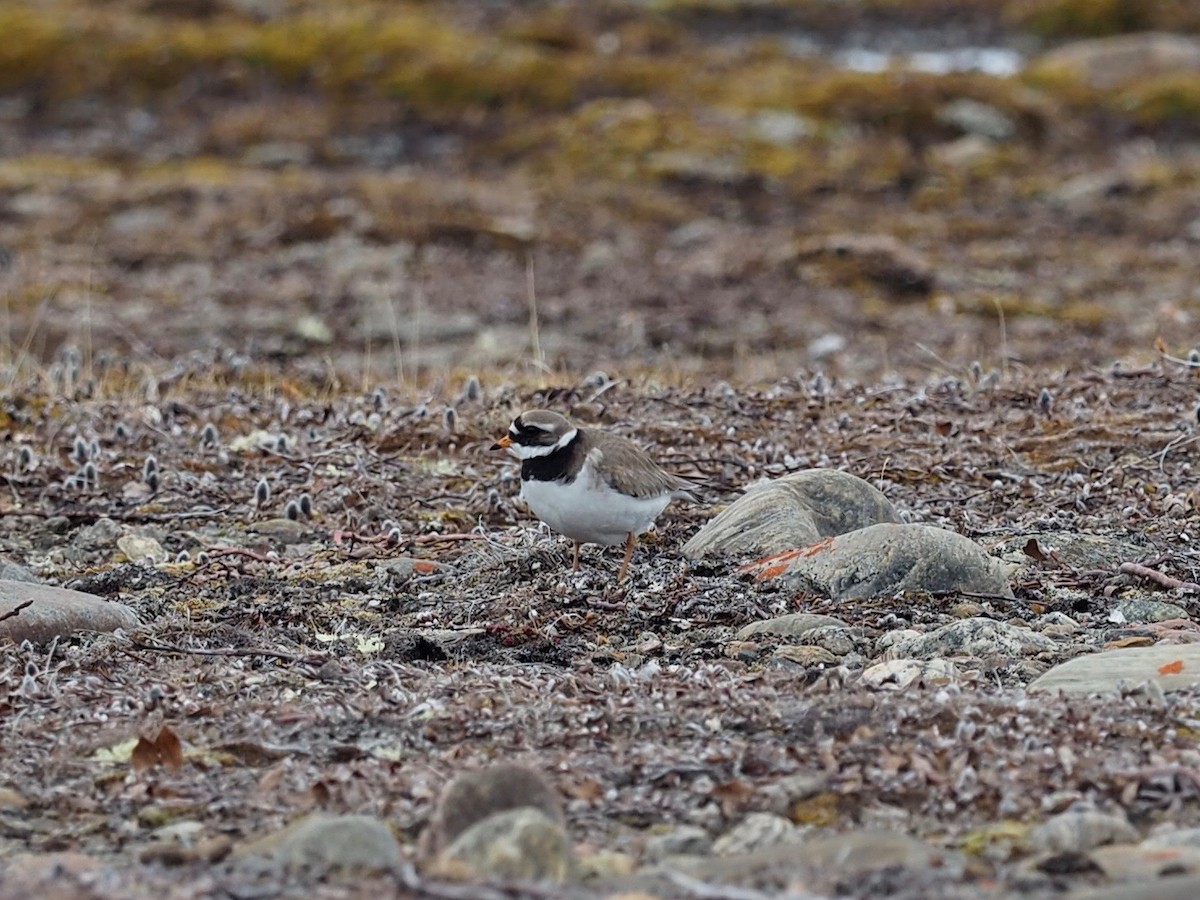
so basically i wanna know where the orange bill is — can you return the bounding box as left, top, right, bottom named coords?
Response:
left=490, top=435, right=513, bottom=450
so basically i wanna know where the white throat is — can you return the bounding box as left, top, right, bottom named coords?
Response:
left=511, top=427, right=578, bottom=460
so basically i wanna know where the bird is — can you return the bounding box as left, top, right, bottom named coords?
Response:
left=491, top=409, right=698, bottom=583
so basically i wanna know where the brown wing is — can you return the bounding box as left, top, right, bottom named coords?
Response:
left=584, top=431, right=698, bottom=500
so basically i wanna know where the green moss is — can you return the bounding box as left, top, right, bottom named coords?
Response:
left=1004, top=0, right=1200, bottom=38
left=1118, top=73, right=1200, bottom=128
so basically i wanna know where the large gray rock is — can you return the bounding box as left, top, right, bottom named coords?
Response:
left=761, top=524, right=1014, bottom=600
left=1032, top=32, right=1200, bottom=90
left=437, top=808, right=577, bottom=883
left=0, top=581, right=139, bottom=644
left=232, top=813, right=405, bottom=876
left=683, top=469, right=898, bottom=559
left=884, top=618, right=1053, bottom=660
left=420, top=764, right=563, bottom=859
left=1029, top=646, right=1200, bottom=696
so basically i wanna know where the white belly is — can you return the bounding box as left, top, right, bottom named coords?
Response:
left=520, top=476, right=672, bottom=546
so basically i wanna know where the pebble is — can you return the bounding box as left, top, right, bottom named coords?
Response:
left=735, top=612, right=848, bottom=640
left=642, top=825, right=712, bottom=862
left=712, top=812, right=802, bottom=856
left=1113, top=598, right=1190, bottom=624
left=1029, top=810, right=1137, bottom=854
left=116, top=534, right=168, bottom=565
left=861, top=658, right=959, bottom=689
left=773, top=645, right=837, bottom=666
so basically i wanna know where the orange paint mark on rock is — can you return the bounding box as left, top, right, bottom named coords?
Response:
left=1158, top=659, right=1185, bottom=675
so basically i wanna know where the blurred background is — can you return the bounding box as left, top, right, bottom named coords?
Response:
left=1, top=0, right=1198, bottom=392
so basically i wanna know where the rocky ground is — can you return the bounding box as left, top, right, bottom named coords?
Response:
left=3, top=1, right=1200, bottom=898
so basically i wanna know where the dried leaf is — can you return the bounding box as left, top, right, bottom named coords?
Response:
left=155, top=725, right=185, bottom=771
left=1023, top=539, right=1047, bottom=561
left=131, top=736, right=160, bottom=773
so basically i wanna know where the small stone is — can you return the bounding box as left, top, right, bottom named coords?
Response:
left=70, top=517, right=122, bottom=552
left=761, top=773, right=827, bottom=818
left=0, top=581, right=139, bottom=645
left=1029, top=810, right=1137, bottom=854
left=935, top=98, right=1016, bottom=141
left=116, top=534, right=168, bottom=565
left=233, top=814, right=405, bottom=876
left=798, top=625, right=860, bottom=656
left=436, top=808, right=577, bottom=883
left=247, top=518, right=311, bottom=544
left=861, top=658, right=959, bottom=689
left=774, top=645, right=837, bottom=666
left=736, top=613, right=848, bottom=640
left=1114, top=598, right=1190, bottom=624
left=643, top=825, right=712, bottom=863
left=712, top=813, right=801, bottom=857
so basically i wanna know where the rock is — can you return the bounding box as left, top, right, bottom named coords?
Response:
left=749, top=109, right=812, bottom=145
left=436, top=808, right=577, bottom=883
left=247, top=518, right=311, bottom=544
left=0, top=559, right=38, bottom=583
left=936, top=99, right=1015, bottom=141
left=755, top=524, right=1014, bottom=601
left=1070, top=875, right=1200, bottom=899
left=683, top=470, right=898, bottom=559
left=884, top=618, right=1053, bottom=660
left=862, top=658, right=960, bottom=689
left=736, top=613, right=848, bottom=640
left=773, top=645, right=837, bottom=666
left=1143, top=828, right=1200, bottom=849
left=420, top=764, right=563, bottom=859
left=1029, top=646, right=1200, bottom=695
left=1113, top=598, right=1190, bottom=624
left=232, top=813, right=405, bottom=876
left=1032, top=33, right=1200, bottom=91
left=70, top=517, right=122, bottom=552
left=797, top=625, right=860, bottom=656
left=116, top=534, right=168, bottom=565
left=1030, top=810, right=1137, bottom=854
left=0, top=581, right=139, bottom=645
left=999, top=532, right=1146, bottom=571
left=1090, top=843, right=1200, bottom=881
left=761, top=772, right=828, bottom=817
left=642, top=825, right=712, bottom=862
left=712, top=813, right=802, bottom=856
left=644, top=829, right=961, bottom=888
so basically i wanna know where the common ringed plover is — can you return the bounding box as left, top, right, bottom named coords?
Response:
left=492, top=410, right=697, bottom=583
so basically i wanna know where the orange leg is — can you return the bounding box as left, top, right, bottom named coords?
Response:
left=617, top=532, right=636, bottom=583
left=572, top=541, right=581, bottom=572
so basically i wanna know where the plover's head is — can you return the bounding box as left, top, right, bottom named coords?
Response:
left=491, top=410, right=577, bottom=460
